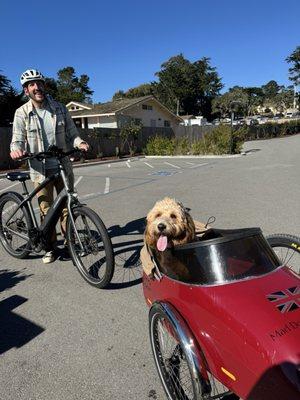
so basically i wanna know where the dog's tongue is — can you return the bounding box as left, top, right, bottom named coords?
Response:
left=157, top=235, right=168, bottom=251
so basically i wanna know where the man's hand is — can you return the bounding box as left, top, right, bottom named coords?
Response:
left=78, top=142, right=89, bottom=152
left=10, top=149, right=26, bottom=160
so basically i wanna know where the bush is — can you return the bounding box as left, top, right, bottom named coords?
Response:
left=145, top=136, right=176, bottom=155
left=145, top=126, right=246, bottom=156
left=246, top=120, right=300, bottom=140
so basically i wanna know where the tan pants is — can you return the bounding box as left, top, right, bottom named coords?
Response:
left=34, top=171, right=70, bottom=250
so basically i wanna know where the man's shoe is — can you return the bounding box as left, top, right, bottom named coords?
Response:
left=42, top=251, right=56, bottom=264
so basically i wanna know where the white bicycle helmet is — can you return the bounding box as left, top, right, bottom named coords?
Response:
left=20, top=69, right=45, bottom=86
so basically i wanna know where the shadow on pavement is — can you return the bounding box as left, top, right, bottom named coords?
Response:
left=106, top=217, right=146, bottom=289
left=0, top=295, right=45, bottom=355
left=0, top=269, right=32, bottom=293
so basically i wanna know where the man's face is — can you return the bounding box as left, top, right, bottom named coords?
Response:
left=24, top=80, right=45, bottom=103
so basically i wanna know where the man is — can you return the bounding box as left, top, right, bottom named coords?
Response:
left=10, top=69, right=89, bottom=263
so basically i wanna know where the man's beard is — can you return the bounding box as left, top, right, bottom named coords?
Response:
left=28, top=90, right=45, bottom=103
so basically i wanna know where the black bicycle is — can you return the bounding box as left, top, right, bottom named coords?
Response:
left=0, top=146, right=114, bottom=288
left=266, top=233, right=300, bottom=275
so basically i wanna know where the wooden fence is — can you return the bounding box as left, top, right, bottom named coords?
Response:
left=0, top=126, right=175, bottom=169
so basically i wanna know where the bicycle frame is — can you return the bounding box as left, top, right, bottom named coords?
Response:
left=4, top=161, right=85, bottom=252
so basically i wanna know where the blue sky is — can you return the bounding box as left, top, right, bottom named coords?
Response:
left=1, top=0, right=299, bottom=103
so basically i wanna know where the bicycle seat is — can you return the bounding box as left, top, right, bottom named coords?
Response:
left=6, top=172, right=30, bottom=182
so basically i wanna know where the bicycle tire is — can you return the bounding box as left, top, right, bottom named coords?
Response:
left=266, top=234, right=300, bottom=275
left=66, top=206, right=114, bottom=288
left=0, top=192, right=32, bottom=259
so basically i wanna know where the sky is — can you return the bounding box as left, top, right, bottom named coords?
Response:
left=1, top=0, right=299, bottom=103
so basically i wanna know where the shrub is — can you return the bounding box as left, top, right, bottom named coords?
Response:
left=146, top=126, right=246, bottom=156
left=146, top=136, right=176, bottom=155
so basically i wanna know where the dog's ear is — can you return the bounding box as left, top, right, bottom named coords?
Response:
left=144, top=223, right=155, bottom=249
left=185, top=213, right=196, bottom=242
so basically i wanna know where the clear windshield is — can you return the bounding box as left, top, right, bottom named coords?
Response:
left=156, top=229, right=281, bottom=285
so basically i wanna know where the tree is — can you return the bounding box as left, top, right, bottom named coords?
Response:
left=286, top=46, right=300, bottom=86
left=272, top=87, right=294, bottom=113
left=55, top=67, right=93, bottom=104
left=261, top=80, right=282, bottom=99
left=112, top=83, right=155, bottom=101
left=0, top=72, right=25, bottom=126
left=44, top=77, right=58, bottom=98
left=112, top=54, right=223, bottom=119
left=212, top=87, right=248, bottom=118
left=155, top=54, right=223, bottom=118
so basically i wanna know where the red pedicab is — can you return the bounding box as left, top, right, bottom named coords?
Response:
left=142, top=227, right=300, bottom=400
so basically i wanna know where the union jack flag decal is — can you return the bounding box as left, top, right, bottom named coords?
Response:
left=267, top=286, right=300, bottom=313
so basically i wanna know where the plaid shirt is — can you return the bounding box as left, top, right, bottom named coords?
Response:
left=11, top=95, right=84, bottom=182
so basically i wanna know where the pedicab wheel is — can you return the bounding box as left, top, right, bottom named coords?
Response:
left=0, top=193, right=32, bottom=259
left=266, top=234, right=300, bottom=275
left=67, top=206, right=114, bottom=288
left=149, top=304, right=235, bottom=400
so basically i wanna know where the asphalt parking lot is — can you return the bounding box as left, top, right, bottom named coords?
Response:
left=0, top=134, right=300, bottom=400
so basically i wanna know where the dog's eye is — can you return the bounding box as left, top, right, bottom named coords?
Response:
left=170, top=213, right=177, bottom=219
left=155, top=213, right=161, bottom=218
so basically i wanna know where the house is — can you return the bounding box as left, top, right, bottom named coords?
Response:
left=180, top=115, right=207, bottom=126
left=67, top=96, right=183, bottom=129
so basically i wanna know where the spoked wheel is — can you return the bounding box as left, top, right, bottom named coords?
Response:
left=149, top=304, right=236, bottom=400
left=266, top=234, right=300, bottom=275
left=67, top=206, right=114, bottom=288
left=0, top=193, right=31, bottom=258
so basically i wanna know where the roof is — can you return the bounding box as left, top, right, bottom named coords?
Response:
left=180, top=115, right=195, bottom=119
left=66, top=101, right=92, bottom=110
left=69, top=96, right=183, bottom=121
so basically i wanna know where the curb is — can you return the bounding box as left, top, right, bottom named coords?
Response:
left=0, top=153, right=246, bottom=178
left=145, top=153, right=246, bottom=159
left=0, top=156, right=144, bottom=179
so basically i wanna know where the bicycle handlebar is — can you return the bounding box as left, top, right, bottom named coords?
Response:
left=20, top=146, right=86, bottom=162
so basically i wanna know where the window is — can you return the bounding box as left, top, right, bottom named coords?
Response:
left=142, top=104, right=153, bottom=110
left=164, top=120, right=170, bottom=127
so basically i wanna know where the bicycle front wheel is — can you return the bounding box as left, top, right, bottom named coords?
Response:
left=66, top=206, right=114, bottom=288
left=266, top=234, right=300, bottom=275
left=0, top=192, right=32, bottom=258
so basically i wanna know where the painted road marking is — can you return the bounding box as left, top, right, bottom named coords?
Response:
left=74, top=176, right=83, bottom=187
left=0, top=182, right=19, bottom=194
left=164, top=162, right=181, bottom=169
left=185, top=161, right=194, bottom=165
left=104, top=177, right=110, bottom=194
left=189, top=163, right=209, bottom=169
left=126, top=161, right=131, bottom=168
left=144, top=162, right=154, bottom=169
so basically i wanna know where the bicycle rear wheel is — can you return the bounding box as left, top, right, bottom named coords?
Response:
left=0, top=192, right=32, bottom=258
left=266, top=234, right=300, bottom=275
left=66, top=206, right=114, bottom=288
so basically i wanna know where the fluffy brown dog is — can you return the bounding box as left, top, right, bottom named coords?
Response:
left=143, top=197, right=196, bottom=279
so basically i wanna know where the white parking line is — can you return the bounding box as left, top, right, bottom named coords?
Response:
left=104, top=177, right=110, bottom=194
left=164, top=162, right=181, bottom=169
left=74, top=176, right=83, bottom=187
left=144, top=162, right=154, bottom=169
left=108, top=164, right=111, bottom=168
left=0, top=182, right=19, bottom=194
left=189, top=163, right=209, bottom=168
left=126, top=161, right=131, bottom=168
left=185, top=161, right=194, bottom=165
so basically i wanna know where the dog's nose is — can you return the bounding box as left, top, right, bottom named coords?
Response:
left=158, top=223, right=166, bottom=232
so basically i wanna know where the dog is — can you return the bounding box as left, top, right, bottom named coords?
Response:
left=143, top=197, right=196, bottom=280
